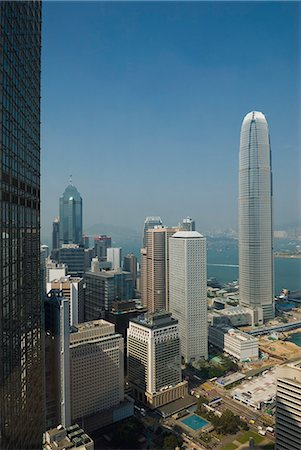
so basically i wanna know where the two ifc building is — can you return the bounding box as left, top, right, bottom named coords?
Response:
left=239, top=111, right=274, bottom=321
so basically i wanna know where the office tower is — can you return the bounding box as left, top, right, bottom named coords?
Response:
left=0, top=2, right=44, bottom=448
left=82, top=235, right=89, bottom=249
left=47, top=277, right=85, bottom=325
left=41, top=244, right=50, bottom=259
left=59, top=180, right=83, bottom=246
left=127, top=312, right=188, bottom=408
left=41, top=246, right=50, bottom=295
left=43, top=424, right=94, bottom=450
left=58, top=244, right=85, bottom=276
left=107, top=247, right=122, bottom=270
left=169, top=231, right=208, bottom=363
left=46, top=260, right=67, bottom=284
left=145, top=226, right=178, bottom=312
left=84, top=268, right=133, bottom=320
left=123, top=253, right=137, bottom=288
left=181, top=217, right=196, bottom=231
left=44, top=290, right=71, bottom=429
left=52, top=218, right=60, bottom=251
left=275, top=360, right=301, bottom=450
left=140, top=248, right=148, bottom=307
left=70, top=320, right=132, bottom=431
left=239, top=111, right=274, bottom=321
left=94, top=235, right=111, bottom=260
left=143, top=216, right=163, bottom=247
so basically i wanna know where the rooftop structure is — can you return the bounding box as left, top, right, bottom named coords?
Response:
left=43, top=424, right=94, bottom=450
left=209, top=324, right=258, bottom=361
left=232, top=368, right=277, bottom=409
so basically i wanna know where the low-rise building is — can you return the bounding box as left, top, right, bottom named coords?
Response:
left=43, top=424, right=94, bottom=450
left=232, top=369, right=276, bottom=409
left=209, top=325, right=258, bottom=361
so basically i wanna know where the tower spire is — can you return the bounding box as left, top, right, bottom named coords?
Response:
left=69, top=174, right=72, bottom=185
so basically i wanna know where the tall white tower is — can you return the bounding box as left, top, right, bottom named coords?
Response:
left=239, top=111, right=274, bottom=321
left=169, top=231, right=208, bottom=363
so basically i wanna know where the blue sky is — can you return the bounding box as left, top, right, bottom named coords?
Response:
left=41, top=1, right=300, bottom=239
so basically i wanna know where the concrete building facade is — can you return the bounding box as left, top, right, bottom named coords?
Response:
left=169, top=231, right=208, bottom=363
left=127, top=312, right=188, bottom=408
left=69, top=320, right=126, bottom=430
left=276, top=360, right=301, bottom=450
left=47, top=276, right=84, bottom=325
left=208, top=325, right=258, bottom=361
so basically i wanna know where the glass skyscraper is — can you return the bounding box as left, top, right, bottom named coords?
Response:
left=59, top=182, right=83, bottom=246
left=239, top=111, right=274, bottom=321
left=0, top=2, right=45, bottom=448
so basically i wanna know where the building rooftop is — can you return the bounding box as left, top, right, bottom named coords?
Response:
left=172, top=231, right=204, bottom=239
left=232, top=369, right=277, bottom=406
left=132, top=311, right=178, bottom=329
left=211, top=324, right=257, bottom=342
left=43, top=424, right=93, bottom=450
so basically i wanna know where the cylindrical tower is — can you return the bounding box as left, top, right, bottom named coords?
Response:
left=239, top=111, right=274, bottom=321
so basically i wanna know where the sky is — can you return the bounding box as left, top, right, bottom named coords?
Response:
left=41, top=1, right=300, bottom=240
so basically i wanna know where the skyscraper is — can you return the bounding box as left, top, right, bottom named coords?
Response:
left=59, top=180, right=83, bottom=246
left=127, top=312, right=188, bottom=408
left=142, top=216, right=163, bottom=247
left=275, top=360, right=301, bottom=450
left=52, top=218, right=60, bottom=251
left=169, top=231, right=208, bottom=363
left=0, top=2, right=45, bottom=448
left=145, top=226, right=178, bottom=312
left=239, top=111, right=274, bottom=321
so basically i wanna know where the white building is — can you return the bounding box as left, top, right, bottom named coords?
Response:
left=47, top=276, right=84, bottom=325
left=209, top=325, right=258, bottom=361
left=232, top=369, right=277, bottom=410
left=69, top=320, right=130, bottom=430
left=239, top=111, right=274, bottom=321
left=169, top=231, right=208, bottom=363
left=276, top=359, right=301, bottom=450
left=127, top=312, right=188, bottom=408
left=107, top=247, right=122, bottom=270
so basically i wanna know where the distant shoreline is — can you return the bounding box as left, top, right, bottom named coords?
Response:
left=274, top=253, right=301, bottom=259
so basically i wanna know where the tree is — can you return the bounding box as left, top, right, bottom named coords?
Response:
left=163, top=434, right=183, bottom=450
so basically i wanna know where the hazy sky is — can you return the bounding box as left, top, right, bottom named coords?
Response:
left=41, top=1, right=300, bottom=239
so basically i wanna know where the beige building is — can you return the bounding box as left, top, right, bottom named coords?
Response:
left=47, top=276, right=84, bottom=325
left=69, top=320, right=131, bottom=431
left=127, top=312, right=188, bottom=409
left=144, top=226, right=179, bottom=312
left=43, top=424, right=94, bottom=450
left=140, top=248, right=147, bottom=307
left=276, top=359, right=301, bottom=450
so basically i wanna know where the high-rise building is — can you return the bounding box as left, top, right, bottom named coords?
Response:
left=140, top=248, right=148, bottom=307
left=143, top=216, right=163, bottom=247
left=0, top=2, right=45, bottom=448
left=59, top=181, right=83, bottom=246
left=44, top=290, right=71, bottom=429
left=94, top=235, right=111, bottom=260
left=70, top=320, right=132, bottom=431
left=127, top=312, right=188, bottom=408
left=84, top=268, right=134, bottom=321
left=52, top=218, right=60, bottom=251
left=123, top=253, right=137, bottom=288
left=145, top=226, right=178, bottom=312
left=47, top=276, right=85, bottom=325
left=169, top=231, right=208, bottom=363
left=58, top=244, right=85, bottom=276
left=239, top=111, right=274, bottom=321
left=107, top=247, right=122, bottom=270
left=275, top=360, right=301, bottom=450
left=181, top=217, right=195, bottom=231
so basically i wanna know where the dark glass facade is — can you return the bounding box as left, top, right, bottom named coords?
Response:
left=59, top=183, right=83, bottom=246
left=0, top=2, right=45, bottom=448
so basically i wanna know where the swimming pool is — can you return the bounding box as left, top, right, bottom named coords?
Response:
left=180, top=414, right=209, bottom=431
